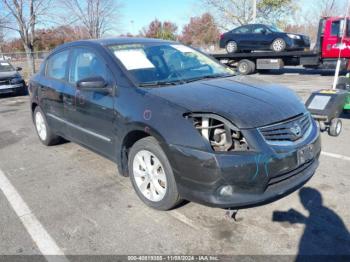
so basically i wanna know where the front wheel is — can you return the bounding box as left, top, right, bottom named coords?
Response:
left=271, top=38, right=286, bottom=52
left=128, top=137, right=181, bottom=210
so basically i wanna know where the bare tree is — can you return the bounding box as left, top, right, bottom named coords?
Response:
left=202, top=0, right=297, bottom=30
left=0, top=18, right=4, bottom=53
left=0, top=0, right=52, bottom=74
left=62, top=0, right=122, bottom=39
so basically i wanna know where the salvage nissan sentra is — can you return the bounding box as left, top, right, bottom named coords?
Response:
left=29, top=38, right=321, bottom=210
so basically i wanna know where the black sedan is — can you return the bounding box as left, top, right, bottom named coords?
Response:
left=0, top=60, right=26, bottom=96
left=220, top=24, right=310, bottom=53
left=29, top=38, right=320, bottom=211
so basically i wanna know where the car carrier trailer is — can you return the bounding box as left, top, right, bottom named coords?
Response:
left=212, top=17, right=350, bottom=75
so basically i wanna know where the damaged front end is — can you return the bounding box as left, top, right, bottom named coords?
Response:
left=184, top=113, right=250, bottom=152
left=167, top=113, right=321, bottom=209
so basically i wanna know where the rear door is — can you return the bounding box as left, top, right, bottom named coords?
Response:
left=231, top=25, right=253, bottom=50
left=63, top=46, right=116, bottom=158
left=40, top=49, right=70, bottom=134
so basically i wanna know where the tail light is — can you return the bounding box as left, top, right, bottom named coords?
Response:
left=220, top=34, right=224, bottom=40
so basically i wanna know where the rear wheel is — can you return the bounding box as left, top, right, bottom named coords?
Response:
left=33, top=107, right=62, bottom=146
left=237, top=59, right=256, bottom=75
left=226, top=41, right=238, bottom=54
left=271, top=38, right=286, bottom=52
left=128, top=137, right=181, bottom=210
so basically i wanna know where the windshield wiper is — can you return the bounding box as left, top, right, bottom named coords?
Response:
left=138, top=80, right=185, bottom=87
left=184, top=74, right=233, bottom=84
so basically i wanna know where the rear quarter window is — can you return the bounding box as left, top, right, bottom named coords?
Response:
left=46, top=50, right=69, bottom=81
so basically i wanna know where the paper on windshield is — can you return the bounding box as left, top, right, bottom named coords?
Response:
left=1, top=62, right=10, bottom=66
left=114, top=49, right=154, bottom=70
left=171, top=44, right=194, bottom=53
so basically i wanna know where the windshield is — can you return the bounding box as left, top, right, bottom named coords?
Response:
left=0, top=61, right=15, bottom=72
left=267, top=25, right=283, bottom=33
left=109, top=43, right=234, bottom=86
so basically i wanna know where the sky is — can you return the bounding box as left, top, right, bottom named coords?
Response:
left=118, top=0, right=198, bottom=35
left=2, top=0, right=349, bottom=40
left=118, top=0, right=346, bottom=35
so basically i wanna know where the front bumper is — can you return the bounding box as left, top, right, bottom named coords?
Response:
left=0, top=83, right=25, bottom=94
left=167, top=123, right=321, bottom=209
left=286, top=38, right=310, bottom=50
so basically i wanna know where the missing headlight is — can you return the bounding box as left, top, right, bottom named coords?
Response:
left=185, top=113, right=249, bottom=152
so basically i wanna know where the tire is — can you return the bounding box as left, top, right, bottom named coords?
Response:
left=271, top=38, right=286, bottom=52
left=237, top=59, right=256, bottom=75
left=128, top=137, right=181, bottom=210
left=17, top=86, right=28, bottom=96
left=328, top=118, right=342, bottom=137
left=33, top=107, right=62, bottom=146
left=226, top=41, right=238, bottom=54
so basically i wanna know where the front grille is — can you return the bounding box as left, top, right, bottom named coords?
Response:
left=259, top=114, right=312, bottom=143
left=0, top=79, right=11, bottom=86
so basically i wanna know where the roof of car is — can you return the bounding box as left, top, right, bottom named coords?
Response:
left=56, top=37, right=174, bottom=49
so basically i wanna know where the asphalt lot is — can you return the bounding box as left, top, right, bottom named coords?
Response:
left=0, top=68, right=350, bottom=258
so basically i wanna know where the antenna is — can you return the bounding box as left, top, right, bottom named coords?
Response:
left=332, top=0, right=350, bottom=90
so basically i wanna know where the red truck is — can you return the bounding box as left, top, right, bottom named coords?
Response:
left=212, top=17, right=350, bottom=75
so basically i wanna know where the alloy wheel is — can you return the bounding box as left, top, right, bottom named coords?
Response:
left=226, top=41, right=237, bottom=53
left=272, top=39, right=285, bottom=52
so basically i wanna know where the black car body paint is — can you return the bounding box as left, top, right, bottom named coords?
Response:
left=220, top=24, right=310, bottom=52
left=0, top=61, right=26, bottom=95
left=29, top=38, right=321, bottom=209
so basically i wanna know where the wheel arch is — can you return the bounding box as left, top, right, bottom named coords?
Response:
left=31, top=102, right=38, bottom=121
left=118, top=126, right=169, bottom=177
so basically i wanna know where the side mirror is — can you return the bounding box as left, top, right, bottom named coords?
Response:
left=77, top=76, right=111, bottom=95
left=16, top=67, right=22, bottom=71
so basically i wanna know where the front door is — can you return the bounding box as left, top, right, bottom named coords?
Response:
left=63, top=47, right=116, bottom=158
left=250, top=25, right=272, bottom=50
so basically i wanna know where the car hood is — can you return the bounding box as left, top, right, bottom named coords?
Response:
left=147, top=76, right=306, bottom=129
left=0, top=71, right=19, bottom=79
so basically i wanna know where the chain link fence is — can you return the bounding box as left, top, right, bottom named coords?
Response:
left=0, top=51, right=50, bottom=80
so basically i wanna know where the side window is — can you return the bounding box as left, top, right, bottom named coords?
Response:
left=46, top=50, right=69, bottom=80
left=347, top=19, right=350, bottom=37
left=233, top=26, right=251, bottom=34
left=69, top=48, right=108, bottom=85
left=253, top=26, right=266, bottom=34
left=331, top=21, right=341, bottom=36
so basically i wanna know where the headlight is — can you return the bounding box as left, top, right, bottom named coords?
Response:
left=287, top=34, right=301, bottom=40
left=10, top=77, right=23, bottom=84
left=184, top=113, right=250, bottom=152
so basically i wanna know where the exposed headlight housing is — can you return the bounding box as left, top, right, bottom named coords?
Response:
left=10, top=77, right=23, bottom=84
left=287, top=34, right=301, bottom=40
left=184, top=113, right=250, bottom=152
